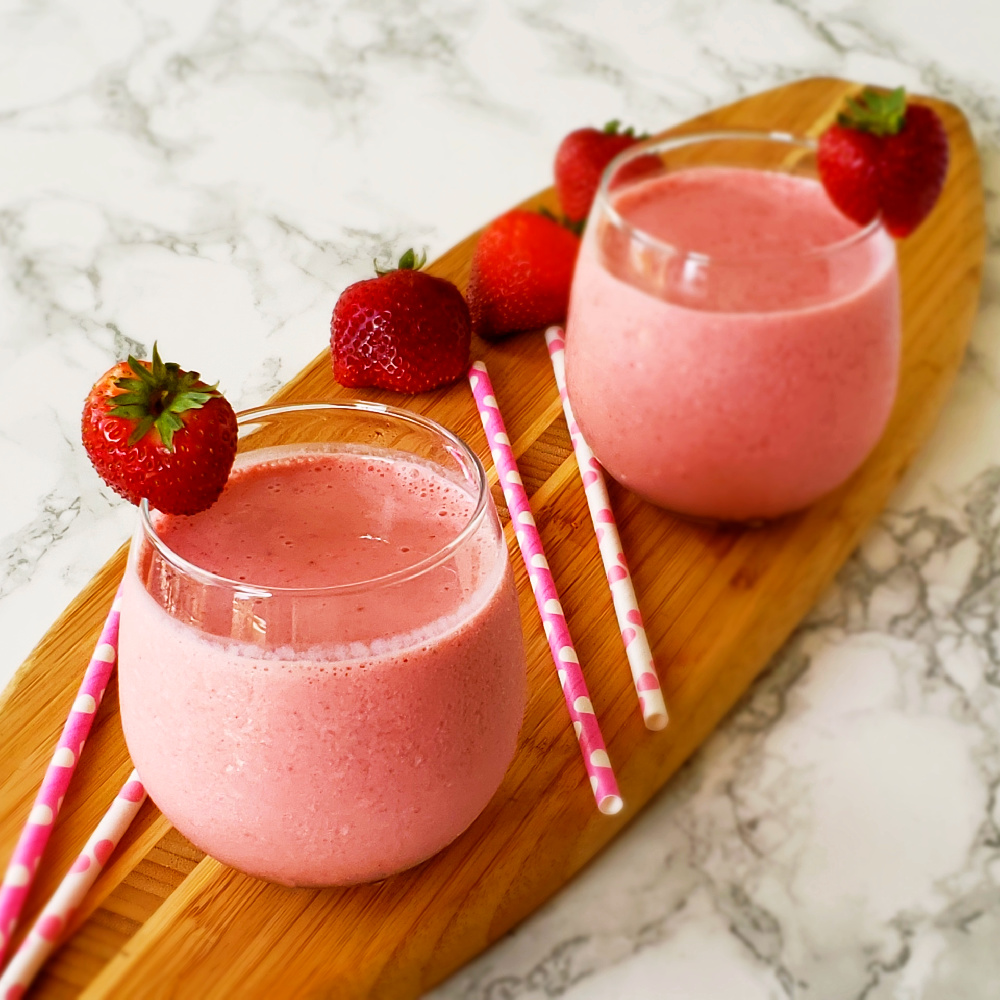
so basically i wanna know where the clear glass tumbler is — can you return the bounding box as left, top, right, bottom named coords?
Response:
left=565, top=131, right=902, bottom=522
left=118, top=402, right=526, bottom=887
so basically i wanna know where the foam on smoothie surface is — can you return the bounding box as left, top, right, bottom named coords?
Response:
left=614, top=166, right=860, bottom=258
left=156, top=451, right=473, bottom=589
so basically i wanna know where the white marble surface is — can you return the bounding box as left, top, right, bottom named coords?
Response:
left=1, top=0, right=999, bottom=996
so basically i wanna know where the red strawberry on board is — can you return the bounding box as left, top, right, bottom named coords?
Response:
left=466, top=210, right=580, bottom=340
left=555, top=120, right=646, bottom=223
left=82, top=344, right=238, bottom=515
left=331, top=248, right=471, bottom=393
left=817, top=86, right=949, bottom=238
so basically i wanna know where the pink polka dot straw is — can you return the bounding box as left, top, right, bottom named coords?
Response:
left=0, top=771, right=147, bottom=998
left=468, top=361, right=623, bottom=816
left=544, top=328, right=669, bottom=731
left=0, top=583, right=124, bottom=969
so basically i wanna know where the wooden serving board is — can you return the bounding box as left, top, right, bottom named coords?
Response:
left=0, top=78, right=984, bottom=999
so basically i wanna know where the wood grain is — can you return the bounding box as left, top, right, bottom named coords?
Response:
left=0, top=77, right=984, bottom=999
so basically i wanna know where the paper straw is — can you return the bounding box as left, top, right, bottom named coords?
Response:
left=545, top=328, right=668, bottom=731
left=0, top=583, right=123, bottom=967
left=0, top=771, right=146, bottom=997
left=468, top=361, right=622, bottom=815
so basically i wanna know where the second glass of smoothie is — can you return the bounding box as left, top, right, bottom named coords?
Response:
left=118, top=402, right=527, bottom=887
left=565, top=131, right=902, bottom=522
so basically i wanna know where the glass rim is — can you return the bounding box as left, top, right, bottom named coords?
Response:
left=136, top=400, right=491, bottom=598
left=593, top=128, right=884, bottom=265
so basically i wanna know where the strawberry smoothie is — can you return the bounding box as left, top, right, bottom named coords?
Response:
left=566, top=163, right=901, bottom=521
left=119, top=435, right=526, bottom=887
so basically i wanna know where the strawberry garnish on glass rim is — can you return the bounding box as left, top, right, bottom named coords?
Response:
left=81, top=343, right=238, bottom=515
left=817, top=86, right=949, bottom=238
left=110, top=345, right=224, bottom=449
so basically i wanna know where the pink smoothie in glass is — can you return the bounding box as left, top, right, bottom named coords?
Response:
left=566, top=166, right=901, bottom=521
left=119, top=449, right=526, bottom=886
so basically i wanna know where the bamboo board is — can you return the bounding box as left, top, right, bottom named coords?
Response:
left=0, top=78, right=985, bottom=999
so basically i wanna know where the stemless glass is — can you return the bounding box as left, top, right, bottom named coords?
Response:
left=565, top=131, right=902, bottom=522
left=118, top=402, right=526, bottom=887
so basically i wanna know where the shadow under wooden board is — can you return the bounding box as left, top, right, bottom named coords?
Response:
left=0, top=77, right=985, bottom=999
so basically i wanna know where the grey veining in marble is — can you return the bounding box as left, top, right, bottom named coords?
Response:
left=2, top=1, right=1000, bottom=996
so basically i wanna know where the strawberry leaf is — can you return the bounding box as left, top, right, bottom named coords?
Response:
left=127, top=357, right=158, bottom=386
left=154, top=410, right=185, bottom=451
left=110, top=341, right=222, bottom=452
left=111, top=390, right=147, bottom=406
left=838, top=86, right=907, bottom=137
left=167, top=391, right=217, bottom=415
left=602, top=119, right=648, bottom=140
left=398, top=248, right=427, bottom=271
left=110, top=403, right=152, bottom=420
left=374, top=248, right=428, bottom=276
left=126, top=414, right=156, bottom=446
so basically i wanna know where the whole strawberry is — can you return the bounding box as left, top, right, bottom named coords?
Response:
left=82, top=344, right=238, bottom=515
left=555, top=120, right=645, bottom=223
left=818, top=86, right=949, bottom=237
left=331, top=249, right=471, bottom=393
left=466, top=210, right=580, bottom=340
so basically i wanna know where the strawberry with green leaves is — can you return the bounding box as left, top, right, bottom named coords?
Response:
left=331, top=249, right=471, bottom=393
left=818, top=86, right=949, bottom=237
left=555, top=120, right=647, bottom=223
left=466, top=210, right=580, bottom=340
left=82, top=344, right=238, bottom=515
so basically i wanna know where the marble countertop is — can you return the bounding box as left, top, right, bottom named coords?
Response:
left=2, top=1, right=999, bottom=996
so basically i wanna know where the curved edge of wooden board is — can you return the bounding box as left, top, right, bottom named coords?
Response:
left=0, top=77, right=985, bottom=1000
